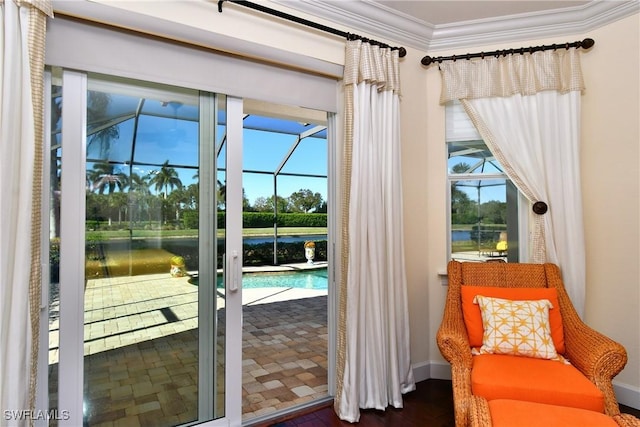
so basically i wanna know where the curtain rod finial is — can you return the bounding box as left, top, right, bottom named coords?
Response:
left=421, top=55, right=434, bottom=66
left=398, top=47, right=407, bottom=58
left=581, top=38, right=595, bottom=49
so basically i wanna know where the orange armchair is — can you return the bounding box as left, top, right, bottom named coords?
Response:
left=437, top=260, right=629, bottom=427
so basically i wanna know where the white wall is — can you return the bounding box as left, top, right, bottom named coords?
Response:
left=411, top=14, right=640, bottom=402
left=581, top=14, right=639, bottom=392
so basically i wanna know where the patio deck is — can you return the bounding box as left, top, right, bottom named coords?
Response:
left=48, top=264, right=328, bottom=426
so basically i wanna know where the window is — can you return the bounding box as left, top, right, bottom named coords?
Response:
left=446, top=101, right=521, bottom=262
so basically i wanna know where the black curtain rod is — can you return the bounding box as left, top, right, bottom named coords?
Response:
left=421, top=38, right=594, bottom=66
left=218, top=0, right=407, bottom=58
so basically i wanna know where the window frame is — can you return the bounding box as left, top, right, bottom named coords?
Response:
left=445, top=103, right=528, bottom=263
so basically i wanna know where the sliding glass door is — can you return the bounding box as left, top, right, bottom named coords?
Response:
left=45, top=69, right=332, bottom=426
left=48, top=70, right=241, bottom=426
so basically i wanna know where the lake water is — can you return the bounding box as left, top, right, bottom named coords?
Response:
left=452, top=230, right=471, bottom=241
left=244, top=235, right=326, bottom=245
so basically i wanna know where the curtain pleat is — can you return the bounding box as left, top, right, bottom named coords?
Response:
left=1, top=0, right=51, bottom=422
left=440, top=49, right=587, bottom=315
left=335, top=39, right=415, bottom=423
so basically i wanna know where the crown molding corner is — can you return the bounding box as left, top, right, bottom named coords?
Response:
left=428, top=0, right=640, bottom=51
left=273, top=0, right=639, bottom=53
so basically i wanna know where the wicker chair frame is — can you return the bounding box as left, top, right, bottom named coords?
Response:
left=438, top=260, right=630, bottom=427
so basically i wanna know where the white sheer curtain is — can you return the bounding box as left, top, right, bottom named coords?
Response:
left=0, top=0, right=51, bottom=420
left=440, top=49, right=587, bottom=315
left=335, top=39, right=415, bottom=423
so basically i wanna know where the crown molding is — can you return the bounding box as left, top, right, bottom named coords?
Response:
left=429, top=0, right=640, bottom=51
left=272, top=0, right=434, bottom=49
left=272, top=0, right=639, bottom=52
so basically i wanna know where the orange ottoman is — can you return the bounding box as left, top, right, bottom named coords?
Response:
left=471, top=354, right=605, bottom=412
left=486, top=399, right=618, bottom=427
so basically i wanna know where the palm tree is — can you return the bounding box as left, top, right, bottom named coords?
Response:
left=149, top=161, right=183, bottom=225
left=87, top=92, right=119, bottom=159
left=87, top=162, right=128, bottom=194
left=149, top=160, right=183, bottom=198
left=86, top=162, right=128, bottom=227
left=217, top=179, right=226, bottom=210
left=128, top=172, right=151, bottom=226
left=129, top=172, right=151, bottom=195
left=110, top=192, right=128, bottom=224
left=450, top=162, right=477, bottom=226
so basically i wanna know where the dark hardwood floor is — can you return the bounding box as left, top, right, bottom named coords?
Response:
left=267, top=379, right=454, bottom=427
left=266, top=379, right=640, bottom=427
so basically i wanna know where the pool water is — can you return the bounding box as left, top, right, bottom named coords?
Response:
left=216, top=268, right=328, bottom=290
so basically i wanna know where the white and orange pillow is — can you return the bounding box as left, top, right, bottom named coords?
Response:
left=461, top=286, right=565, bottom=354
left=472, top=295, right=559, bottom=360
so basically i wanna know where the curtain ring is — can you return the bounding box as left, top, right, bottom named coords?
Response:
left=452, top=54, right=457, bottom=62
left=480, top=52, right=485, bottom=59
left=565, top=42, right=570, bottom=50
left=532, top=201, right=548, bottom=215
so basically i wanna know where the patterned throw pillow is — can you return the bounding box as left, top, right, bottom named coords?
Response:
left=473, top=295, right=559, bottom=360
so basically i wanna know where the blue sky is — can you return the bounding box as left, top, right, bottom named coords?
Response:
left=99, top=115, right=328, bottom=206
left=448, top=154, right=507, bottom=203
left=237, top=128, right=327, bottom=204
left=84, top=87, right=329, bottom=206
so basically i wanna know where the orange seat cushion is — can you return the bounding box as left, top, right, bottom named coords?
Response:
left=472, top=354, right=605, bottom=412
left=488, top=399, right=617, bottom=427
left=461, top=286, right=565, bottom=353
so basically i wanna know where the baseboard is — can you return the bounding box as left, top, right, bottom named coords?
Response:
left=614, top=381, right=640, bottom=410
left=412, top=362, right=640, bottom=411
left=411, top=361, right=431, bottom=383
left=412, top=360, right=451, bottom=383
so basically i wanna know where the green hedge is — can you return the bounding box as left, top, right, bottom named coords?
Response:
left=160, top=238, right=327, bottom=270
left=86, top=211, right=328, bottom=230
left=182, top=211, right=327, bottom=229
left=278, top=213, right=327, bottom=227
left=225, top=240, right=327, bottom=268
left=183, top=210, right=199, bottom=229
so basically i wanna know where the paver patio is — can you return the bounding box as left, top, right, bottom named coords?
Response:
left=47, top=270, right=328, bottom=426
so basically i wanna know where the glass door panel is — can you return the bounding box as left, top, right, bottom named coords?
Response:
left=81, top=77, right=198, bottom=425
left=72, top=75, right=227, bottom=426
left=240, top=103, right=330, bottom=422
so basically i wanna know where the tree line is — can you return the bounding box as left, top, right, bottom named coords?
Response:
left=450, top=162, right=507, bottom=226
left=85, top=161, right=326, bottom=229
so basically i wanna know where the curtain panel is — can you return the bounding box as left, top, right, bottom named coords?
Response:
left=0, top=0, right=52, bottom=422
left=335, top=40, right=415, bottom=422
left=438, top=49, right=587, bottom=315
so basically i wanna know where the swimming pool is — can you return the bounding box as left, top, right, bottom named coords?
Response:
left=215, top=268, right=328, bottom=290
